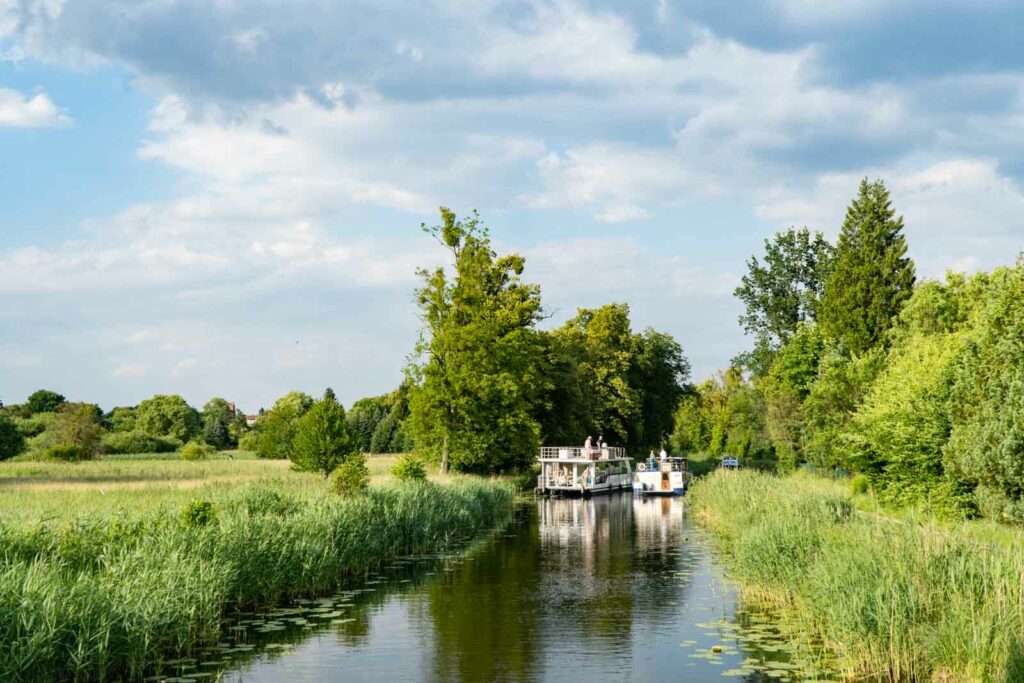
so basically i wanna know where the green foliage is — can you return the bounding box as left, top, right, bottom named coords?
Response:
left=237, top=431, right=261, bottom=452
left=102, top=430, right=181, bottom=455
left=850, top=474, right=870, bottom=495
left=180, top=499, right=216, bottom=527
left=44, top=444, right=91, bottom=462
left=201, top=397, right=238, bottom=449
left=105, top=406, right=137, bottom=432
left=0, top=414, right=25, bottom=461
left=392, top=454, right=427, bottom=481
left=180, top=440, right=216, bottom=461
left=37, top=403, right=103, bottom=459
left=801, top=348, right=885, bottom=469
left=329, top=453, right=370, bottom=495
left=11, top=412, right=53, bottom=438
left=290, top=392, right=356, bottom=476
left=669, top=369, right=771, bottom=462
left=136, top=395, right=200, bottom=442
left=819, top=178, right=916, bottom=355
left=759, top=324, right=826, bottom=468
left=408, top=208, right=546, bottom=474
left=253, top=391, right=314, bottom=459
left=944, top=262, right=1024, bottom=521
left=24, top=389, right=66, bottom=416
left=347, top=396, right=389, bottom=452
left=632, top=327, right=690, bottom=451
left=734, top=227, right=833, bottom=375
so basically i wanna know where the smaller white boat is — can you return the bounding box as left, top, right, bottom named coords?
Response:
left=633, top=457, right=689, bottom=496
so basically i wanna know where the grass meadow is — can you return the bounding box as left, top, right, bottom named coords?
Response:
left=690, top=470, right=1024, bottom=682
left=0, top=453, right=514, bottom=681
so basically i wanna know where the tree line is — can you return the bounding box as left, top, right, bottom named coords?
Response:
left=680, top=178, right=1024, bottom=521
left=0, top=208, right=692, bottom=477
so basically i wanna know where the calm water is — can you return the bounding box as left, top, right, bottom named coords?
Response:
left=168, top=494, right=836, bottom=682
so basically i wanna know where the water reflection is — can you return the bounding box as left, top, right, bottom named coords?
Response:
left=219, top=494, right=836, bottom=683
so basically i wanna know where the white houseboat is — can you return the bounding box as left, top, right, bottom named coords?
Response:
left=537, top=446, right=633, bottom=496
left=633, top=456, right=689, bottom=496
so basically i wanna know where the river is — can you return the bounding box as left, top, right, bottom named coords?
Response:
left=165, top=493, right=837, bottom=682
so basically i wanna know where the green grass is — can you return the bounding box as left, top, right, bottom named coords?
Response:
left=0, top=454, right=514, bottom=681
left=691, top=470, right=1024, bottom=682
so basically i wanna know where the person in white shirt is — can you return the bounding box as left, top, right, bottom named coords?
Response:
left=584, top=436, right=593, bottom=455
left=659, top=448, right=668, bottom=461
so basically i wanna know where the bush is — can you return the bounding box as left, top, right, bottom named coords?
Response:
left=181, top=499, right=216, bottom=528
left=291, top=394, right=355, bottom=476
left=0, top=414, right=25, bottom=461
left=180, top=441, right=216, bottom=461
left=12, top=413, right=54, bottom=439
left=330, top=454, right=369, bottom=496
left=44, top=444, right=91, bottom=462
left=237, top=431, right=261, bottom=452
left=850, top=474, right=870, bottom=496
left=392, top=454, right=427, bottom=481
left=102, top=430, right=181, bottom=455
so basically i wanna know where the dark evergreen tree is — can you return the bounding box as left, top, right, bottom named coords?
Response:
left=819, top=179, right=915, bottom=355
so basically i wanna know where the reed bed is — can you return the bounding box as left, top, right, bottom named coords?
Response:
left=0, top=478, right=514, bottom=681
left=690, top=470, right=1024, bottom=682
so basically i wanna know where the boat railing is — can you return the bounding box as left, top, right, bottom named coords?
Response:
left=638, top=458, right=686, bottom=472
left=539, top=446, right=627, bottom=461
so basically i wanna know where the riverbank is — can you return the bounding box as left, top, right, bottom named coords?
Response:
left=690, top=470, right=1024, bottom=682
left=0, top=457, right=514, bottom=681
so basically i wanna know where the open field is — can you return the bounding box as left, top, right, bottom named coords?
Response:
left=0, top=453, right=445, bottom=525
left=0, top=453, right=514, bottom=681
left=690, top=470, right=1024, bottom=682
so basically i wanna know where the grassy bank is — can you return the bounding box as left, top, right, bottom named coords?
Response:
left=0, top=457, right=514, bottom=681
left=691, top=470, right=1024, bottom=682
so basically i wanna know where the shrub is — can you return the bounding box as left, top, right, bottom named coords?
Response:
left=102, top=430, right=181, bottom=455
left=180, top=441, right=216, bottom=461
left=290, top=393, right=355, bottom=476
left=0, top=414, right=25, bottom=461
left=36, top=403, right=103, bottom=459
left=12, top=413, right=53, bottom=438
left=181, top=499, right=216, bottom=527
left=330, top=454, right=369, bottom=496
left=44, top=444, right=91, bottom=462
left=850, top=474, right=870, bottom=496
left=392, top=454, right=427, bottom=481
left=237, top=431, right=261, bottom=452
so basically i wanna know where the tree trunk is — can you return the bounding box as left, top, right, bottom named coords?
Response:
left=440, top=433, right=450, bottom=474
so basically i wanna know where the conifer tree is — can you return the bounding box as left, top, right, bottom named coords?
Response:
left=819, top=179, right=915, bottom=354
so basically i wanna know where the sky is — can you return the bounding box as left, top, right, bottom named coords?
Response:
left=1, top=0, right=1024, bottom=413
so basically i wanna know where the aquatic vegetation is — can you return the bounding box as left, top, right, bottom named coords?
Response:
left=691, top=470, right=1024, bottom=681
left=0, top=479, right=514, bottom=681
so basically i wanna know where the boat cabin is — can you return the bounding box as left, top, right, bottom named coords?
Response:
left=537, top=446, right=633, bottom=496
left=634, top=456, right=689, bottom=496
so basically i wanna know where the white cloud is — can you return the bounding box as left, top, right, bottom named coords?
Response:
left=0, top=88, right=70, bottom=127
left=112, top=362, right=147, bottom=379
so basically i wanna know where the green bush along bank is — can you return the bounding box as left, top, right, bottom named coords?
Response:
left=691, top=470, right=1024, bottom=682
left=0, top=479, right=514, bottom=681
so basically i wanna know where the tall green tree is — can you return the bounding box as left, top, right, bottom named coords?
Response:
left=819, top=179, right=916, bottom=354
left=136, top=395, right=200, bottom=442
left=0, top=413, right=25, bottom=461
left=631, top=328, right=690, bottom=450
left=24, top=389, right=66, bottom=416
left=201, top=397, right=236, bottom=449
left=553, top=304, right=641, bottom=449
left=255, top=391, right=314, bottom=459
left=407, top=208, right=545, bottom=474
left=734, top=228, right=833, bottom=375
left=291, top=390, right=356, bottom=477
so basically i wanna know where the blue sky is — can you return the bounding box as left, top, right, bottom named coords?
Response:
left=1, top=0, right=1023, bottom=412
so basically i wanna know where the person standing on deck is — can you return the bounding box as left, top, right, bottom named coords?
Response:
left=584, top=436, right=593, bottom=456
left=659, top=447, right=667, bottom=461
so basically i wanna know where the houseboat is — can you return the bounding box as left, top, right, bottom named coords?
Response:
left=536, top=446, right=633, bottom=496
left=633, top=456, right=690, bottom=496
